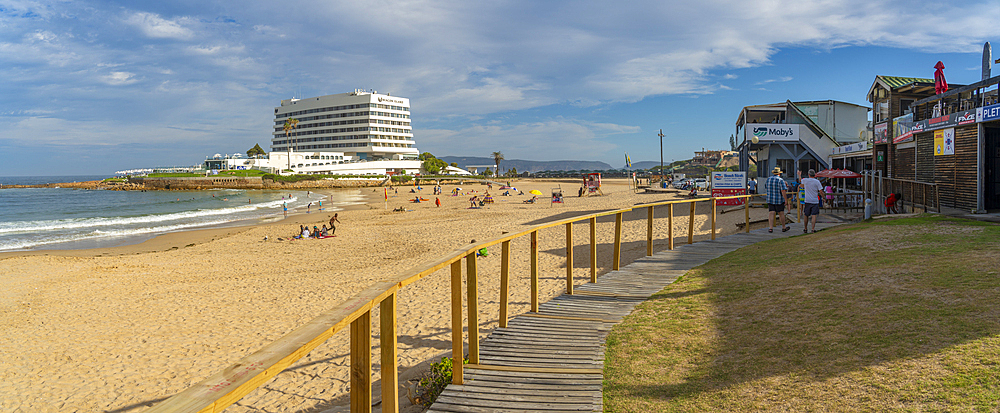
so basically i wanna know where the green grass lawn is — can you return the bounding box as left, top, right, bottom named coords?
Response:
left=604, top=215, right=1000, bottom=412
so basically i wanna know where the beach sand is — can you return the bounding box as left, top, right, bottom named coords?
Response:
left=0, top=179, right=775, bottom=412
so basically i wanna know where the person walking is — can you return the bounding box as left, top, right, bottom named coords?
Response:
left=800, top=169, right=824, bottom=233
left=765, top=167, right=789, bottom=233
left=329, top=213, right=341, bottom=235
left=747, top=177, right=757, bottom=195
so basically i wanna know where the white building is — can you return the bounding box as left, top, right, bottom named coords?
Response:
left=201, top=90, right=471, bottom=176
left=271, top=90, right=419, bottom=161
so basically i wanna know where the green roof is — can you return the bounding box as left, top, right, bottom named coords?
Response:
left=876, top=75, right=934, bottom=90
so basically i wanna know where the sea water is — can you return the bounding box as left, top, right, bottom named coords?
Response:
left=0, top=176, right=365, bottom=252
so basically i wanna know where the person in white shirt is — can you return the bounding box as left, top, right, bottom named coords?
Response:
left=799, top=169, right=824, bottom=233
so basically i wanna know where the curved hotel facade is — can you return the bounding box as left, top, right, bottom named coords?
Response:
left=271, top=90, right=420, bottom=161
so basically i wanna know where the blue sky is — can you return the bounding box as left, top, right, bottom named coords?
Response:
left=1, top=0, right=997, bottom=176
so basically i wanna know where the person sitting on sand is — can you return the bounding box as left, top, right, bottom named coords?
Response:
left=320, top=225, right=329, bottom=236
left=300, top=226, right=311, bottom=239
left=311, top=226, right=320, bottom=238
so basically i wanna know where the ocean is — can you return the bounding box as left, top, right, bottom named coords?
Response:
left=0, top=176, right=366, bottom=252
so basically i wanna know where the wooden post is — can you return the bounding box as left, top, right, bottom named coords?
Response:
left=499, top=240, right=510, bottom=328
left=909, top=182, right=914, bottom=214
left=530, top=231, right=539, bottom=313
left=935, top=185, right=941, bottom=213
left=667, top=203, right=674, bottom=250
left=688, top=201, right=696, bottom=245
left=380, top=294, right=398, bottom=413
left=744, top=196, right=750, bottom=233
left=589, top=217, right=597, bottom=283
left=466, top=252, right=479, bottom=364
left=566, top=222, right=573, bottom=295
left=646, top=206, right=654, bottom=256
left=450, top=260, right=463, bottom=385
left=350, top=310, right=371, bottom=413
left=711, top=199, right=717, bottom=240
left=922, top=185, right=926, bottom=213
left=613, top=212, right=623, bottom=271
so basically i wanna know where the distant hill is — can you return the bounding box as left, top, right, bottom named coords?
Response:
left=630, top=161, right=667, bottom=170
left=439, top=156, right=613, bottom=173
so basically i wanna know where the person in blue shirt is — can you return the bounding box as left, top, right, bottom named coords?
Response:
left=747, top=177, right=757, bottom=194
left=764, top=167, right=789, bottom=233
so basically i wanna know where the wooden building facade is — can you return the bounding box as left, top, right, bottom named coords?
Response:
left=882, top=74, right=1000, bottom=212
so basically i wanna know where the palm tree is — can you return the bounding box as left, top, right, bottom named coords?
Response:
left=283, top=118, right=299, bottom=170
left=491, top=151, right=504, bottom=180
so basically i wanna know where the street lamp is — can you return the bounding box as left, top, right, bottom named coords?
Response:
left=658, top=129, right=665, bottom=188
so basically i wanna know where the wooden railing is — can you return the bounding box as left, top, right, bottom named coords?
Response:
left=861, top=172, right=940, bottom=214
left=148, top=194, right=756, bottom=413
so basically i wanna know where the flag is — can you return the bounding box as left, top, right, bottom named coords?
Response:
left=624, top=153, right=632, bottom=168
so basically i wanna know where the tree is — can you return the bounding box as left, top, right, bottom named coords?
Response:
left=247, top=143, right=266, bottom=158
left=419, top=152, right=436, bottom=161
left=506, top=167, right=518, bottom=177
left=283, top=118, right=299, bottom=170
left=422, top=157, right=447, bottom=174
left=450, top=162, right=458, bottom=167
left=484, top=168, right=493, bottom=177
left=491, top=151, right=504, bottom=178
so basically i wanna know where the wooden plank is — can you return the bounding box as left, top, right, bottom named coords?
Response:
left=521, top=311, right=611, bottom=323
left=667, top=203, right=674, bottom=250
left=466, top=364, right=603, bottom=375
left=646, top=205, right=654, bottom=256
left=589, top=217, right=597, bottom=283
left=433, top=394, right=598, bottom=411
left=451, top=260, right=463, bottom=385
left=566, top=222, right=573, bottom=295
left=467, top=252, right=479, bottom=364
left=613, top=212, right=623, bottom=270
left=688, top=201, right=696, bottom=244
left=711, top=200, right=717, bottom=240
left=531, top=230, right=539, bottom=313
left=379, top=293, right=398, bottom=413
left=500, top=240, right=510, bottom=328
left=350, top=311, right=371, bottom=413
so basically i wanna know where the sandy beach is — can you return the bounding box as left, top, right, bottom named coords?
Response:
left=0, top=179, right=774, bottom=412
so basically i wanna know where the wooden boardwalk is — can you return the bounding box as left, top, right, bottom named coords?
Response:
left=428, top=222, right=841, bottom=412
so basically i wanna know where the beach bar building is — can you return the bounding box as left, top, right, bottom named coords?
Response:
left=736, top=100, right=869, bottom=179
left=889, top=73, right=1000, bottom=211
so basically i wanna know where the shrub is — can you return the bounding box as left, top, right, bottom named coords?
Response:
left=415, top=356, right=467, bottom=407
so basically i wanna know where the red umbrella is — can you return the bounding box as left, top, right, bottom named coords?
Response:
left=815, top=169, right=861, bottom=178
left=934, top=61, right=948, bottom=94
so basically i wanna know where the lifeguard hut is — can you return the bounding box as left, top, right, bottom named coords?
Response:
left=551, top=186, right=564, bottom=206
left=581, top=173, right=604, bottom=196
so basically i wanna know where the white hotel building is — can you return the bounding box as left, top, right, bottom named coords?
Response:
left=204, top=90, right=469, bottom=175
left=271, top=90, right=419, bottom=161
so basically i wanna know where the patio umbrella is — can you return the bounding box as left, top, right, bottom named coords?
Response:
left=934, top=61, right=948, bottom=94
left=529, top=189, right=543, bottom=195
left=815, top=169, right=861, bottom=178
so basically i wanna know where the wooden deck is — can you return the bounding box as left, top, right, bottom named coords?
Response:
left=428, top=221, right=842, bottom=412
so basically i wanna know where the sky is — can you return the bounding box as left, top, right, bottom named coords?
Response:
left=1, top=0, right=998, bottom=176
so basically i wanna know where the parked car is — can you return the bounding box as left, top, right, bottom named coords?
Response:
left=694, top=178, right=708, bottom=190
left=672, top=178, right=693, bottom=189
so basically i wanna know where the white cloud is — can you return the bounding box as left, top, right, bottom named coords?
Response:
left=103, top=71, right=137, bottom=85
left=125, top=12, right=194, bottom=40
left=419, top=119, right=637, bottom=162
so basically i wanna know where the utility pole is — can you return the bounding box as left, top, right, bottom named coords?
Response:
left=658, top=129, right=665, bottom=188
